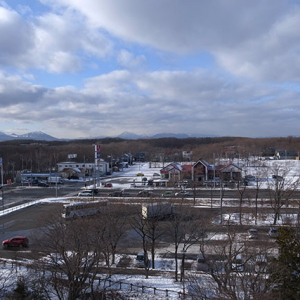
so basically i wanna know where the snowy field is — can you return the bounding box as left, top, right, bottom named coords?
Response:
left=1, top=159, right=300, bottom=298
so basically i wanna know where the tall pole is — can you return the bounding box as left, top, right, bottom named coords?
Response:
left=0, top=157, right=4, bottom=233
left=94, top=144, right=101, bottom=188
left=0, top=157, right=3, bottom=187
left=213, top=153, right=216, bottom=189
left=94, top=145, right=97, bottom=189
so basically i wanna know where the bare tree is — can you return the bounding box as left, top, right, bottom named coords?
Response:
left=236, top=181, right=247, bottom=225
left=193, top=224, right=275, bottom=300
left=129, top=206, right=151, bottom=278
left=166, top=205, right=209, bottom=282
left=0, top=263, right=15, bottom=298
left=32, top=210, right=108, bottom=299
left=267, top=163, right=299, bottom=225
left=144, top=215, right=165, bottom=269
left=94, top=205, right=128, bottom=267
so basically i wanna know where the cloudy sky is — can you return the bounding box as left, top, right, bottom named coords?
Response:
left=0, top=0, right=299, bottom=139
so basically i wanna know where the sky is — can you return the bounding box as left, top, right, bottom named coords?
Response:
left=1, top=0, right=300, bottom=139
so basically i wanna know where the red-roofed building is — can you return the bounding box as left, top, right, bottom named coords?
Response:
left=192, top=159, right=242, bottom=185
left=219, top=162, right=242, bottom=181
left=160, top=162, right=193, bottom=183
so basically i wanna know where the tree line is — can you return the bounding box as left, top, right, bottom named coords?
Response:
left=1, top=136, right=300, bottom=182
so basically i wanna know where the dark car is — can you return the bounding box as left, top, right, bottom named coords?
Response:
left=2, top=236, right=29, bottom=249
left=38, top=182, right=49, bottom=187
left=272, top=175, right=284, bottom=181
left=108, top=190, right=122, bottom=197
left=137, top=190, right=153, bottom=197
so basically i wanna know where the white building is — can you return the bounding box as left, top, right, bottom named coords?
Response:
left=57, top=161, right=109, bottom=178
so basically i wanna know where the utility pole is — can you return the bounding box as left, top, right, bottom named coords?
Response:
left=0, top=157, right=4, bottom=233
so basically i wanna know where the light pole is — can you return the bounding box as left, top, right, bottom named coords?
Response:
left=107, top=155, right=113, bottom=174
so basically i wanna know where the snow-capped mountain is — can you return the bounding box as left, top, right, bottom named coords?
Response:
left=116, top=132, right=217, bottom=139
left=0, top=131, right=57, bottom=142
left=0, top=130, right=217, bottom=142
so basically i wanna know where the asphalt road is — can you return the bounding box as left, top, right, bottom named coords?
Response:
left=0, top=180, right=86, bottom=209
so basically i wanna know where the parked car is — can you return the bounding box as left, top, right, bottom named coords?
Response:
left=120, top=189, right=131, bottom=196
left=38, top=181, right=49, bottom=187
left=137, top=190, right=153, bottom=197
left=162, top=191, right=173, bottom=197
left=108, top=190, right=122, bottom=197
left=135, top=251, right=150, bottom=268
left=248, top=228, right=258, bottom=239
left=136, top=173, right=144, bottom=177
left=147, top=179, right=154, bottom=186
left=193, top=253, right=209, bottom=272
left=78, top=190, right=93, bottom=196
left=2, top=236, right=29, bottom=249
left=269, top=227, right=279, bottom=238
left=104, top=182, right=113, bottom=188
left=272, top=175, right=284, bottom=181
left=175, top=190, right=190, bottom=197
left=231, top=254, right=245, bottom=272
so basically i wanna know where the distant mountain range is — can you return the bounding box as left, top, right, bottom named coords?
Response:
left=0, top=131, right=58, bottom=142
left=0, top=131, right=217, bottom=142
left=113, top=131, right=217, bottom=139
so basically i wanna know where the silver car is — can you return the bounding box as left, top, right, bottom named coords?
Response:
left=248, top=228, right=258, bottom=239
left=269, top=227, right=279, bottom=238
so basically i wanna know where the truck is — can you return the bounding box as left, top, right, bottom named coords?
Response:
left=142, top=202, right=173, bottom=219
left=47, top=176, right=64, bottom=184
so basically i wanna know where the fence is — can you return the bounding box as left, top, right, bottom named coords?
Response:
left=0, top=259, right=189, bottom=299
left=0, top=199, right=41, bottom=217
left=100, top=278, right=188, bottom=298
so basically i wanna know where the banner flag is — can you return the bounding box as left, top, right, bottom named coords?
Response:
left=96, top=145, right=101, bottom=158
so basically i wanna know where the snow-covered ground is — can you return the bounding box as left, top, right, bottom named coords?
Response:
left=1, top=160, right=300, bottom=298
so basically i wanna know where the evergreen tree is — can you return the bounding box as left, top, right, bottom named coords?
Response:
left=269, top=227, right=300, bottom=299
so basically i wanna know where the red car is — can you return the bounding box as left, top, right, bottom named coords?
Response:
left=104, top=182, right=113, bottom=187
left=2, top=236, right=29, bottom=249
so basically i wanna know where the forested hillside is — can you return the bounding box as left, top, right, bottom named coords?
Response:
left=0, top=136, right=299, bottom=179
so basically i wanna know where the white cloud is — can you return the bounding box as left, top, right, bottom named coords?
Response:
left=1, top=67, right=300, bottom=139
left=117, top=50, right=146, bottom=69
left=0, top=6, right=35, bottom=61
left=41, top=0, right=300, bottom=82
left=0, top=0, right=300, bottom=138
left=0, top=4, right=113, bottom=73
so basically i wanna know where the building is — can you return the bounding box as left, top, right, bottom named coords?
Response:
left=160, top=163, right=182, bottom=183
left=219, top=162, right=242, bottom=181
left=182, top=150, right=193, bottom=161
left=192, top=158, right=242, bottom=185
left=275, top=150, right=298, bottom=160
left=192, top=158, right=215, bottom=183
left=57, top=161, right=109, bottom=178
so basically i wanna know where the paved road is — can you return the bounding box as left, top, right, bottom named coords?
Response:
left=0, top=181, right=86, bottom=209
